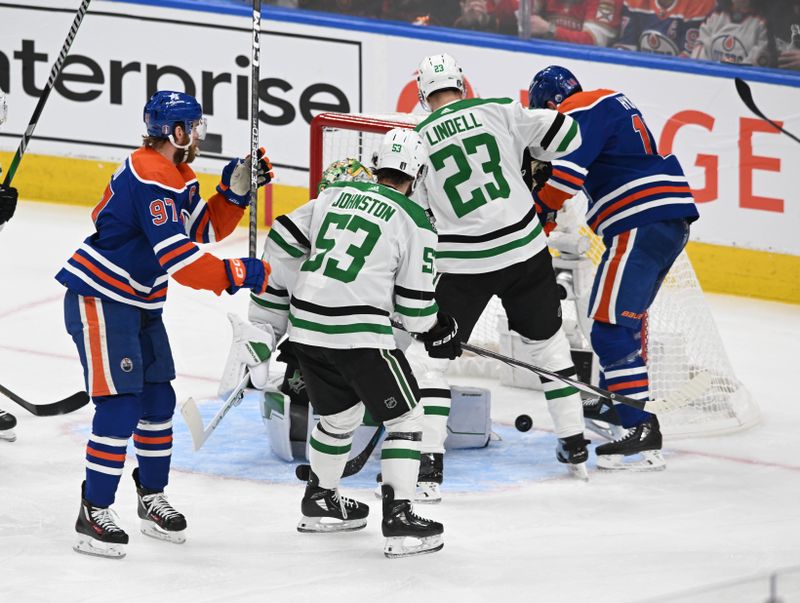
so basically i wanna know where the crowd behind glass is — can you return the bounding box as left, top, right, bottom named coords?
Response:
left=245, top=0, right=800, bottom=72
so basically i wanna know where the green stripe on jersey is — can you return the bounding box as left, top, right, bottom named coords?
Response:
left=268, top=228, right=305, bottom=258
left=544, top=385, right=579, bottom=400
left=310, top=436, right=352, bottom=456
left=416, top=97, right=514, bottom=131
left=250, top=293, right=289, bottom=311
left=436, top=222, right=543, bottom=259
left=380, top=349, right=417, bottom=410
left=323, top=181, right=434, bottom=233
left=289, top=314, right=393, bottom=335
left=557, top=120, right=579, bottom=153
left=394, top=302, right=438, bottom=317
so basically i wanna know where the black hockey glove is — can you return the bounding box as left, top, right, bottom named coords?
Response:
left=417, top=313, right=462, bottom=360
left=0, top=185, right=18, bottom=226
left=521, top=148, right=552, bottom=193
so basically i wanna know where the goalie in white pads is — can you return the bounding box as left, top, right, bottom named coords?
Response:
left=413, top=53, right=591, bottom=480
left=241, top=131, right=462, bottom=558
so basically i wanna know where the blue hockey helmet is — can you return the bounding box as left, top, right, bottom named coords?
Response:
left=143, top=90, right=206, bottom=140
left=527, top=66, right=582, bottom=109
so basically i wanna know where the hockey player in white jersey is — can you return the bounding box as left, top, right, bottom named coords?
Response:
left=241, top=130, right=461, bottom=558
left=413, top=53, right=591, bottom=480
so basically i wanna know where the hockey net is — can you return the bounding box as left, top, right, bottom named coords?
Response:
left=309, top=112, right=759, bottom=438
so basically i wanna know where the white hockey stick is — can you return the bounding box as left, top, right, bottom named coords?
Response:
left=180, top=372, right=250, bottom=451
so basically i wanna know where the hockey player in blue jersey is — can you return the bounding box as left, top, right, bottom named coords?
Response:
left=55, top=90, right=273, bottom=558
left=527, top=66, right=699, bottom=471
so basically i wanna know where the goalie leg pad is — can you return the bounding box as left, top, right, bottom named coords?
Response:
left=308, top=403, right=363, bottom=489
left=445, top=386, right=492, bottom=450
left=260, top=388, right=294, bottom=462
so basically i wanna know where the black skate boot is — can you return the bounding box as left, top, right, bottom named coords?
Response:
left=297, top=471, right=369, bottom=533
left=133, top=468, right=187, bottom=543
left=595, top=416, right=665, bottom=471
left=375, top=452, right=445, bottom=504
left=556, top=433, right=590, bottom=481
left=582, top=396, right=625, bottom=440
left=73, top=481, right=129, bottom=559
left=0, top=409, right=17, bottom=442
left=381, top=485, right=443, bottom=559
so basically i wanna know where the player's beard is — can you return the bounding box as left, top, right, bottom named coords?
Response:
left=173, top=141, right=199, bottom=165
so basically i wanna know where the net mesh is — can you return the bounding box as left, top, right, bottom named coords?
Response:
left=311, top=113, right=759, bottom=438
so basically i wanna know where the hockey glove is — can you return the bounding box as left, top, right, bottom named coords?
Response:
left=223, top=257, right=271, bottom=295
left=0, top=185, right=18, bottom=226
left=417, top=313, right=462, bottom=360
left=535, top=200, right=558, bottom=236
left=217, top=147, right=274, bottom=207
left=530, top=159, right=553, bottom=193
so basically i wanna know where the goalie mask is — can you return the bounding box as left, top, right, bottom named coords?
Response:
left=376, top=128, right=428, bottom=194
left=417, top=53, right=466, bottom=111
left=318, top=158, right=375, bottom=193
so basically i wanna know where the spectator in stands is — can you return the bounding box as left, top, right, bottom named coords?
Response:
left=380, top=0, right=461, bottom=26
left=298, top=0, right=379, bottom=17
left=766, top=0, right=800, bottom=69
left=453, top=0, right=520, bottom=34
left=527, top=0, right=624, bottom=46
left=692, top=0, right=770, bottom=66
left=615, top=0, right=715, bottom=57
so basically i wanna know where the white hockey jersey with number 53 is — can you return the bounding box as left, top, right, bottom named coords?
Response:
left=415, top=97, right=582, bottom=274
left=250, top=180, right=439, bottom=350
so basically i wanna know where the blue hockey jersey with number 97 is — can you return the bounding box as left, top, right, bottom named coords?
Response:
left=534, top=89, right=699, bottom=239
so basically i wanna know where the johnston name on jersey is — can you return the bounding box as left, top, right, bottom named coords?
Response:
left=535, top=89, right=699, bottom=239
left=415, top=97, right=581, bottom=274
left=250, top=181, right=439, bottom=350
left=55, top=147, right=245, bottom=311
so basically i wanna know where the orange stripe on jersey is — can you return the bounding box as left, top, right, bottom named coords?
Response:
left=158, top=241, right=197, bottom=266
left=607, top=379, right=649, bottom=392
left=130, top=147, right=197, bottom=190
left=133, top=434, right=172, bottom=445
left=594, top=231, right=631, bottom=323
left=537, top=182, right=572, bottom=211
left=92, top=184, right=113, bottom=223
left=86, top=445, right=126, bottom=462
left=559, top=89, right=618, bottom=114
left=72, top=253, right=167, bottom=301
left=552, top=168, right=584, bottom=187
left=589, top=184, right=690, bottom=231
left=83, top=298, right=113, bottom=397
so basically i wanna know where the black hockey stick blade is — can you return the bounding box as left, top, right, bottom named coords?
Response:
left=0, top=383, right=90, bottom=416
left=295, top=424, right=386, bottom=482
left=735, top=77, right=800, bottom=145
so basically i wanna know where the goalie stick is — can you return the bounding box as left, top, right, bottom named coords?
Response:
left=2, top=0, right=92, bottom=188
left=180, top=372, right=250, bottom=451
left=735, top=77, right=800, bottom=145
left=0, top=383, right=89, bottom=416
left=294, top=424, right=386, bottom=482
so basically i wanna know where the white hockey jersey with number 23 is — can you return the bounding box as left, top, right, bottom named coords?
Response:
left=250, top=180, right=439, bottom=350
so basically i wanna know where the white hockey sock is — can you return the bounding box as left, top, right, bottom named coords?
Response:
left=308, top=423, right=354, bottom=490
left=382, top=405, right=424, bottom=501
left=420, top=387, right=451, bottom=455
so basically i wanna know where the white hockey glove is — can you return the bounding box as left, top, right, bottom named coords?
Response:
left=217, top=147, right=274, bottom=208
left=218, top=313, right=275, bottom=397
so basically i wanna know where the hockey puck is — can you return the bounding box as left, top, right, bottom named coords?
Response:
left=515, top=414, right=533, bottom=432
left=295, top=464, right=310, bottom=482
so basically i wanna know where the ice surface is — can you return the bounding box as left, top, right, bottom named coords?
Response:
left=1, top=202, right=798, bottom=602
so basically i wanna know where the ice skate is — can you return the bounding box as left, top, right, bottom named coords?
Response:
left=73, top=482, right=129, bottom=559
left=133, top=468, right=187, bottom=544
left=381, top=485, right=443, bottom=559
left=582, top=397, right=625, bottom=441
left=556, top=433, right=590, bottom=481
left=595, top=416, right=665, bottom=471
left=297, top=472, right=369, bottom=533
left=0, top=409, right=17, bottom=442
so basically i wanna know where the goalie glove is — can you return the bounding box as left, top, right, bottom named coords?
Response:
left=217, top=147, right=274, bottom=207
left=218, top=313, right=276, bottom=398
left=417, top=313, right=462, bottom=360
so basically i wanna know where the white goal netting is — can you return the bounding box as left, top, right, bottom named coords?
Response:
left=309, top=112, right=759, bottom=438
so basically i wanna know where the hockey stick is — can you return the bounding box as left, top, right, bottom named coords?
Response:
left=248, top=0, right=262, bottom=258
left=0, top=383, right=89, bottom=416
left=460, top=342, right=712, bottom=415
left=734, top=78, right=800, bottom=145
left=1, top=0, right=92, bottom=188
left=294, top=424, right=386, bottom=482
left=180, top=372, right=250, bottom=451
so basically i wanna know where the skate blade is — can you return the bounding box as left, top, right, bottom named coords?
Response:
left=73, top=535, right=126, bottom=559
left=297, top=516, right=367, bottom=533
left=566, top=462, right=589, bottom=481
left=596, top=450, right=666, bottom=472
left=140, top=520, right=186, bottom=544
left=414, top=482, right=442, bottom=504
left=0, top=430, right=16, bottom=442
left=384, top=534, right=444, bottom=559
left=583, top=418, right=623, bottom=441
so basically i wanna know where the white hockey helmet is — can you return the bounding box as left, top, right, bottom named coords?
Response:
left=0, top=91, right=7, bottom=126
left=417, top=53, right=466, bottom=111
left=375, top=128, right=428, bottom=191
